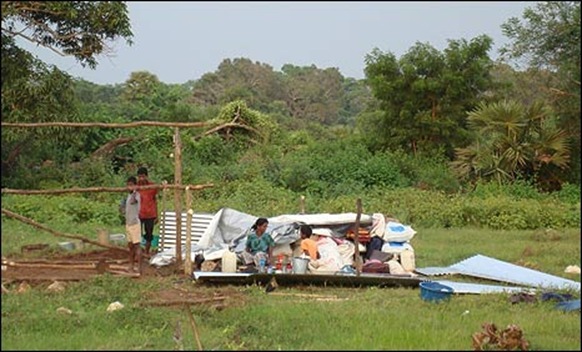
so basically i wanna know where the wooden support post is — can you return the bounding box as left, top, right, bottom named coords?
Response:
left=184, top=187, right=193, bottom=275
left=174, top=127, right=183, bottom=267
left=300, top=195, right=305, bottom=214
left=160, top=181, right=168, bottom=251
left=354, top=198, right=363, bottom=276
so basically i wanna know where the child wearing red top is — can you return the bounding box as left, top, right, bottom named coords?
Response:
left=137, top=167, right=158, bottom=255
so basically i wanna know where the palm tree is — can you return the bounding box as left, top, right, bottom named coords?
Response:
left=451, top=100, right=570, bottom=189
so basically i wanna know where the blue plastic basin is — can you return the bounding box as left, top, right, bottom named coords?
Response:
left=420, top=281, right=454, bottom=303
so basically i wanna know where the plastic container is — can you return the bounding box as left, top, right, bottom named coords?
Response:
left=221, top=250, right=237, bottom=273
left=292, top=257, right=310, bottom=274
left=140, top=235, right=160, bottom=250
left=420, top=282, right=454, bottom=303
left=58, top=242, right=75, bottom=251
left=400, top=249, right=416, bottom=272
left=109, top=234, right=126, bottom=245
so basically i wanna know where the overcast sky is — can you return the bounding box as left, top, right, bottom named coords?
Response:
left=16, top=1, right=533, bottom=85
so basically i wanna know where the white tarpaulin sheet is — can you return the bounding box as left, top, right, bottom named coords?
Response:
left=153, top=207, right=376, bottom=264
left=197, top=208, right=375, bottom=249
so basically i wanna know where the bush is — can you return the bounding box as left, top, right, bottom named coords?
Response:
left=3, top=195, right=120, bottom=227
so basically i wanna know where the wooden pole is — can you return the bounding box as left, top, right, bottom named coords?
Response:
left=174, top=128, right=183, bottom=267
left=184, top=187, right=193, bottom=275
left=354, top=198, right=363, bottom=276
left=1, top=208, right=129, bottom=253
left=1, top=183, right=214, bottom=195
left=160, top=181, right=168, bottom=251
left=300, top=195, right=305, bottom=214
left=1, top=121, right=210, bottom=128
left=184, top=305, right=204, bottom=351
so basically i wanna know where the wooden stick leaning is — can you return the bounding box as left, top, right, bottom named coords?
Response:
left=184, top=304, right=204, bottom=351
left=1, top=208, right=129, bottom=253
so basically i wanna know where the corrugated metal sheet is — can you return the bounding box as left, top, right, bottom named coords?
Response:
left=434, top=280, right=531, bottom=294
left=417, top=254, right=580, bottom=292
left=415, top=267, right=460, bottom=276
left=158, top=211, right=214, bottom=251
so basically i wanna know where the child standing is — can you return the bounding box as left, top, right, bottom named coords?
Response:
left=124, top=176, right=142, bottom=273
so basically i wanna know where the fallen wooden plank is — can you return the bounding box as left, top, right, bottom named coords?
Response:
left=106, top=269, right=141, bottom=277
left=5, top=262, right=96, bottom=270
left=2, top=259, right=129, bottom=265
left=141, top=296, right=226, bottom=307
left=269, top=292, right=340, bottom=299
left=1, top=274, right=98, bottom=281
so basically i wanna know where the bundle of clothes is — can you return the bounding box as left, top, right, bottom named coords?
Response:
left=268, top=213, right=418, bottom=276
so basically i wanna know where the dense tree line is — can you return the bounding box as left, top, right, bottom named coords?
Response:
left=1, top=1, right=579, bottom=195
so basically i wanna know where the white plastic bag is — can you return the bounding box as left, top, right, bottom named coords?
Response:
left=383, top=221, right=416, bottom=242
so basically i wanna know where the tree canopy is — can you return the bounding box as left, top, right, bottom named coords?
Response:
left=1, top=1, right=134, bottom=182
left=1, top=1, right=133, bottom=68
left=500, top=1, right=581, bottom=184
left=362, top=35, right=494, bottom=157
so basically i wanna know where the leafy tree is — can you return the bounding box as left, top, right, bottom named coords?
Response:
left=451, top=100, right=570, bottom=190
left=363, top=35, right=494, bottom=157
left=280, top=64, right=344, bottom=125
left=489, top=62, right=561, bottom=106
left=500, top=1, right=580, bottom=184
left=1, top=1, right=133, bottom=68
left=189, top=58, right=285, bottom=112
left=73, top=78, right=124, bottom=104
left=1, top=1, right=134, bottom=187
left=120, top=71, right=161, bottom=102
left=338, top=78, right=374, bottom=126
left=212, top=100, right=279, bottom=144
left=1, top=36, right=79, bottom=179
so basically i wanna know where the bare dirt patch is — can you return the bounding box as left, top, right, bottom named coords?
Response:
left=2, top=247, right=183, bottom=282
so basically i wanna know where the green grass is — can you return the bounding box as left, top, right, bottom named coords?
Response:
left=2, top=219, right=581, bottom=350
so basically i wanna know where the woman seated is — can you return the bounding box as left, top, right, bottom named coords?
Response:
left=241, top=218, right=274, bottom=268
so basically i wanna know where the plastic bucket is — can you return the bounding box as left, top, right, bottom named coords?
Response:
left=292, top=257, right=310, bottom=274
left=140, top=235, right=160, bottom=250
left=420, top=282, right=453, bottom=303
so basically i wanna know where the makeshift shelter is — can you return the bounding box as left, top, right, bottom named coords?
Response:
left=151, top=207, right=378, bottom=266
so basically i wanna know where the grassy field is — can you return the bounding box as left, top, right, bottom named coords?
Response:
left=1, top=218, right=580, bottom=350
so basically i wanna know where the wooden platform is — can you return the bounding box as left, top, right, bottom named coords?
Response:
left=193, top=272, right=424, bottom=288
